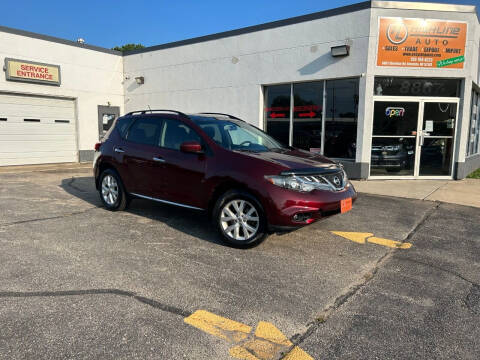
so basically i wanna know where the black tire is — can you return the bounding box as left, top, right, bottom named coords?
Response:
left=98, top=169, right=128, bottom=211
left=212, top=189, right=267, bottom=247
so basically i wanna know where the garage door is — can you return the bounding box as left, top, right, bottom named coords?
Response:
left=0, top=93, right=77, bottom=166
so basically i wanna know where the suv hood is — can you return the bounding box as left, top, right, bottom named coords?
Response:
left=237, top=148, right=340, bottom=172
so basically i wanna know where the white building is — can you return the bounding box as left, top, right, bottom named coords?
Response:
left=0, top=1, right=479, bottom=179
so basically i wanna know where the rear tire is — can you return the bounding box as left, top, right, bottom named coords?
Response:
left=212, top=190, right=267, bottom=247
left=99, top=169, right=128, bottom=211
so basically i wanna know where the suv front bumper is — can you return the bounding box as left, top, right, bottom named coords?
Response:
left=265, top=182, right=357, bottom=230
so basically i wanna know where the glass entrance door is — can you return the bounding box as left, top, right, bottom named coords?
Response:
left=418, top=102, right=457, bottom=176
left=371, top=98, right=458, bottom=178
left=371, top=101, right=418, bottom=176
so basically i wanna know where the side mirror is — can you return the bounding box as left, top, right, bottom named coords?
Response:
left=180, top=141, right=203, bottom=154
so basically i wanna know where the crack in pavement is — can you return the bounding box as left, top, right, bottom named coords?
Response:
left=0, top=207, right=98, bottom=228
left=280, top=202, right=441, bottom=359
left=392, top=256, right=480, bottom=288
left=0, top=288, right=191, bottom=318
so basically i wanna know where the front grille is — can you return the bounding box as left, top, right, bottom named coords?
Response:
left=323, top=171, right=345, bottom=190
left=297, top=175, right=329, bottom=184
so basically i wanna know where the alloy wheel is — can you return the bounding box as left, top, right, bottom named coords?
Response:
left=220, top=199, right=260, bottom=241
left=101, top=174, right=119, bottom=206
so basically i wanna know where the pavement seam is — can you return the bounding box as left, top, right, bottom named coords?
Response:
left=279, top=201, right=441, bottom=360
left=0, top=289, right=191, bottom=318
left=421, top=181, right=449, bottom=201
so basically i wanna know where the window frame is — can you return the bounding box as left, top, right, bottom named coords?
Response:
left=125, top=116, right=164, bottom=146
left=158, top=118, right=204, bottom=152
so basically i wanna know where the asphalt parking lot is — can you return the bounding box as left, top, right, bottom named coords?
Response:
left=0, top=166, right=479, bottom=359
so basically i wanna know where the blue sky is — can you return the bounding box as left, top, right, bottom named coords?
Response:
left=1, top=0, right=478, bottom=49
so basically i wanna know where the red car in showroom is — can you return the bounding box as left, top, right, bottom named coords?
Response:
left=94, top=110, right=356, bottom=246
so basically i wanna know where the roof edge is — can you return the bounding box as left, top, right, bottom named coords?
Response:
left=123, top=1, right=371, bottom=56
left=0, top=25, right=122, bottom=56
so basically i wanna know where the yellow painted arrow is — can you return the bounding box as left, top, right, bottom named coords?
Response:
left=184, top=310, right=313, bottom=360
left=330, top=231, right=412, bottom=249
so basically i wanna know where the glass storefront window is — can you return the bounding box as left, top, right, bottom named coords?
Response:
left=467, top=90, right=480, bottom=156
left=374, top=77, right=461, bottom=97
left=264, top=78, right=359, bottom=159
left=373, top=101, right=419, bottom=136
left=264, top=84, right=291, bottom=146
left=292, top=82, right=323, bottom=151
left=370, top=137, right=416, bottom=176
left=324, top=78, right=359, bottom=159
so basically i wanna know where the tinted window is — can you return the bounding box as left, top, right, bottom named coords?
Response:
left=116, top=117, right=135, bottom=138
left=374, top=77, right=461, bottom=97
left=373, top=101, right=419, bottom=136
left=126, top=117, right=162, bottom=146
left=292, top=81, right=323, bottom=151
left=160, top=119, right=201, bottom=150
left=264, top=84, right=291, bottom=146
left=324, top=78, right=359, bottom=159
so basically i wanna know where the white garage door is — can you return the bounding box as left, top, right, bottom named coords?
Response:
left=0, top=93, right=77, bottom=166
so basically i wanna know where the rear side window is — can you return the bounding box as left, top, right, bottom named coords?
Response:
left=160, top=119, right=201, bottom=150
left=115, top=117, right=135, bottom=138
left=126, top=117, right=162, bottom=146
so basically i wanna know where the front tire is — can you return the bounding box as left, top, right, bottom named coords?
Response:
left=99, top=169, right=128, bottom=211
left=213, top=190, right=267, bottom=247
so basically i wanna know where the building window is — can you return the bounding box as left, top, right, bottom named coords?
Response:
left=324, top=78, right=359, bottom=159
left=264, top=78, right=359, bottom=160
left=467, top=89, right=480, bottom=156
left=292, top=82, right=323, bottom=151
left=374, top=77, right=461, bottom=97
left=264, top=84, right=291, bottom=146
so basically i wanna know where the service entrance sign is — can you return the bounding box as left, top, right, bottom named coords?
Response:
left=5, top=58, right=61, bottom=86
left=377, top=18, right=467, bottom=69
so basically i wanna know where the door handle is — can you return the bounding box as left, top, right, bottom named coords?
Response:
left=114, top=147, right=125, bottom=153
left=153, top=157, right=166, bottom=163
left=419, top=131, right=425, bottom=146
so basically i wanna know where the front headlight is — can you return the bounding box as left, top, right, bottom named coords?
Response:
left=265, top=175, right=315, bottom=193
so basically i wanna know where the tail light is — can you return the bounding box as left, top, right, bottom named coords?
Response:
left=94, top=142, right=102, bottom=151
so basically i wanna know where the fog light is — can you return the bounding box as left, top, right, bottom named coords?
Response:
left=293, top=212, right=313, bottom=223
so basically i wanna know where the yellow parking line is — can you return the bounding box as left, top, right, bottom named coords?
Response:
left=367, top=236, right=412, bottom=249
left=184, top=310, right=251, bottom=343
left=330, top=231, right=373, bottom=244
left=184, top=310, right=313, bottom=360
left=330, top=231, right=412, bottom=249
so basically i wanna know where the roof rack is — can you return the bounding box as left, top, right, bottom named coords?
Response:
left=198, top=112, right=242, bottom=120
left=126, top=109, right=188, bottom=117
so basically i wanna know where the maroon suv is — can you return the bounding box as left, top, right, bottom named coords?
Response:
left=94, top=110, right=357, bottom=246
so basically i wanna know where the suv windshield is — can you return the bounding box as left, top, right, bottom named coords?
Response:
left=190, top=115, right=286, bottom=152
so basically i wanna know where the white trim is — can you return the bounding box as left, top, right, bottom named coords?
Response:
left=130, top=193, right=204, bottom=211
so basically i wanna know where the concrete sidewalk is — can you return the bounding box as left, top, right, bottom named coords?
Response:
left=0, top=162, right=92, bottom=174
left=352, top=178, right=480, bottom=208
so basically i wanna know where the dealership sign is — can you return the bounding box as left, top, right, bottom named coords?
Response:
left=5, top=58, right=61, bottom=86
left=377, top=18, right=467, bottom=69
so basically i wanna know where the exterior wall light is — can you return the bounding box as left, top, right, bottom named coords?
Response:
left=331, top=45, right=350, bottom=57
left=135, top=76, right=145, bottom=85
